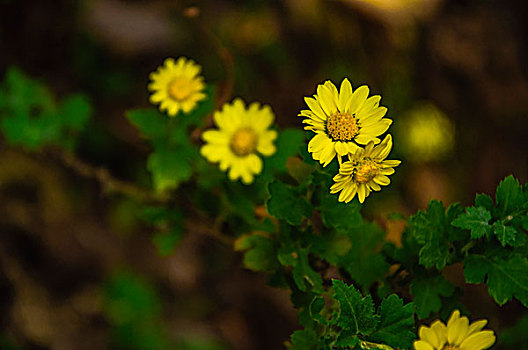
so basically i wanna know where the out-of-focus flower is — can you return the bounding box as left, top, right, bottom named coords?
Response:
left=399, top=103, right=455, bottom=162
left=300, top=79, right=392, bottom=166
left=414, top=310, right=496, bottom=350
left=330, top=134, right=400, bottom=203
left=148, top=57, right=206, bottom=117
left=200, top=99, right=277, bottom=184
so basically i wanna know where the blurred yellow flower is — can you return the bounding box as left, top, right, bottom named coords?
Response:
left=399, top=103, right=454, bottom=162
left=148, top=57, right=206, bottom=117
left=200, top=98, right=277, bottom=184
left=330, top=134, right=400, bottom=203
left=414, top=310, right=495, bottom=350
left=300, top=78, right=392, bottom=166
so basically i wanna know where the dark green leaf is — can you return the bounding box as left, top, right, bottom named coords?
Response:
left=292, top=248, right=324, bottom=293
left=464, top=253, right=528, bottom=307
left=496, top=175, right=524, bottom=218
left=475, top=193, right=494, bottom=211
left=368, top=294, right=416, bottom=349
left=410, top=275, right=454, bottom=319
left=492, top=222, right=520, bottom=247
left=266, top=180, right=312, bottom=225
left=289, top=329, right=321, bottom=350
left=452, top=206, right=492, bottom=239
left=126, top=108, right=166, bottom=140
left=234, top=234, right=277, bottom=271
left=331, top=279, right=379, bottom=335
left=264, top=128, right=305, bottom=174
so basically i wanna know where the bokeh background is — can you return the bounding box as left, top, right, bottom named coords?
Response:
left=1, top=0, right=527, bottom=349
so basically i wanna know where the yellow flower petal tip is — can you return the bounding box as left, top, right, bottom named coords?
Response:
left=200, top=98, right=277, bottom=185
left=414, top=310, right=496, bottom=350
left=148, top=57, right=206, bottom=117
left=300, top=78, right=391, bottom=166
left=330, top=134, right=400, bottom=204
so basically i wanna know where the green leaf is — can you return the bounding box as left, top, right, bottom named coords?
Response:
left=318, top=188, right=362, bottom=232
left=292, top=248, right=324, bottom=293
left=475, top=193, right=494, bottom=211
left=289, top=329, right=321, bottom=350
left=463, top=253, right=528, bottom=307
left=147, top=141, right=194, bottom=193
left=152, top=226, right=184, bottom=256
left=410, top=275, right=454, bottom=319
left=264, top=128, right=305, bottom=174
left=492, top=222, right=520, bottom=247
left=452, top=206, right=492, bottom=239
left=368, top=295, right=416, bottom=349
left=266, top=180, right=312, bottom=225
left=234, top=234, right=277, bottom=271
left=331, top=279, right=379, bottom=336
left=496, top=175, right=524, bottom=218
left=409, top=200, right=450, bottom=270
left=126, top=108, right=166, bottom=140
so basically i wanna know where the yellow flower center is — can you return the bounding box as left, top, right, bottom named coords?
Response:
left=168, top=78, right=192, bottom=101
left=354, top=159, right=379, bottom=184
left=326, top=112, right=359, bottom=141
left=230, top=128, right=258, bottom=157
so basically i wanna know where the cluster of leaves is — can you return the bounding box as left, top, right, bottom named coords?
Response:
left=0, top=68, right=91, bottom=150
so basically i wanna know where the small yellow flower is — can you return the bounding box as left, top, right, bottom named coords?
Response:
left=200, top=98, right=277, bottom=184
left=330, top=134, right=400, bottom=203
left=148, top=57, right=206, bottom=117
left=300, top=78, right=392, bottom=166
left=414, top=310, right=496, bottom=350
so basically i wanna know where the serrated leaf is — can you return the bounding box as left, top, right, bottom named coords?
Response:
left=496, top=175, right=524, bottom=218
left=409, top=200, right=450, bottom=270
left=319, top=188, right=362, bottom=232
left=410, top=275, right=454, bottom=319
left=147, top=144, right=193, bottom=193
left=452, top=206, right=492, bottom=239
left=492, top=222, right=520, bottom=247
left=331, top=279, right=378, bottom=336
left=266, top=180, right=312, bottom=225
left=475, top=193, right=494, bottom=211
left=463, top=253, right=528, bottom=307
left=309, top=296, right=327, bottom=325
left=368, top=294, right=416, bottom=349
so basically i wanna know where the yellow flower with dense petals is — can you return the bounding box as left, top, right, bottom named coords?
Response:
left=148, top=57, right=206, bottom=117
left=300, top=78, right=392, bottom=166
left=414, top=310, right=496, bottom=350
left=200, top=98, right=277, bottom=184
left=330, top=134, right=400, bottom=203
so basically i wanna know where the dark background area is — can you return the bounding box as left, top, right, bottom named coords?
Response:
left=0, top=0, right=527, bottom=349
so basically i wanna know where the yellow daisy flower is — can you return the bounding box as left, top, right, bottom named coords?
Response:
left=200, top=98, right=277, bottom=184
left=414, top=310, right=496, bottom=350
left=330, top=134, right=400, bottom=203
left=300, top=78, right=392, bottom=166
left=148, top=57, right=206, bottom=117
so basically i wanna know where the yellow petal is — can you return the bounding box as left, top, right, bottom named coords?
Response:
left=347, top=85, right=369, bottom=114
left=447, top=316, right=470, bottom=346
left=373, top=175, right=390, bottom=186
left=357, top=184, right=366, bottom=203
left=413, top=340, right=434, bottom=350
left=304, top=97, right=328, bottom=120
left=246, top=154, right=263, bottom=174
left=202, top=130, right=229, bottom=144
left=319, top=142, right=337, bottom=166
left=316, top=82, right=339, bottom=116
left=335, top=141, right=349, bottom=156
left=308, top=133, right=331, bottom=152
left=338, top=78, right=353, bottom=112
left=460, top=330, right=496, bottom=350
left=467, top=320, right=488, bottom=336
left=361, top=118, right=392, bottom=137
left=431, top=320, right=448, bottom=348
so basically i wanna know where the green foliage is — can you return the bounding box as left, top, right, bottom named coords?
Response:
left=332, top=279, right=379, bottom=336
left=142, top=206, right=184, bottom=256
left=452, top=206, right=492, bottom=239
left=410, top=275, right=454, bottom=319
left=266, top=180, right=312, bottom=225
left=464, top=252, right=528, bottom=307
left=0, top=67, right=91, bottom=150
left=368, top=295, right=416, bottom=349
left=234, top=233, right=277, bottom=271
left=263, top=128, right=305, bottom=175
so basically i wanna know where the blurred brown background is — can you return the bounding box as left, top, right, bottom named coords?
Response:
left=0, top=0, right=527, bottom=349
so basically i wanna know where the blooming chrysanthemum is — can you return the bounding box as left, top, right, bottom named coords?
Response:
left=148, top=57, right=206, bottom=117
left=330, top=134, right=400, bottom=203
left=200, top=98, right=277, bottom=184
left=414, top=310, right=496, bottom=350
left=300, top=78, right=392, bottom=166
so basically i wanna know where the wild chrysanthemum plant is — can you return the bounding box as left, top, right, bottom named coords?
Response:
left=300, top=78, right=391, bottom=166
left=200, top=98, right=277, bottom=184
left=414, top=310, right=496, bottom=350
left=148, top=57, right=206, bottom=116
